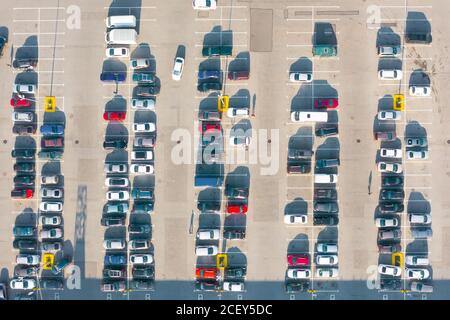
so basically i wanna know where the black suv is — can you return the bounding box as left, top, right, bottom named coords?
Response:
left=313, top=214, right=339, bottom=226
left=103, top=139, right=127, bottom=150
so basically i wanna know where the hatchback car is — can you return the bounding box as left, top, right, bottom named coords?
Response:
left=134, top=136, right=155, bottom=148
left=378, top=162, right=403, bottom=173
left=378, top=229, right=401, bottom=240
left=226, top=203, right=248, bottom=214
left=40, top=124, right=64, bottom=136
left=227, top=107, right=250, bottom=118
left=10, top=95, right=32, bottom=107
left=196, top=229, right=220, bottom=240
left=378, top=46, right=401, bottom=57
left=314, top=202, right=339, bottom=214
left=315, top=268, right=339, bottom=278
left=104, top=254, right=127, bottom=266
left=16, top=254, right=40, bottom=265
left=105, top=177, right=129, bottom=188
left=317, top=243, right=338, bottom=253
left=133, top=122, right=155, bottom=133
left=405, top=255, right=429, bottom=266
left=39, top=215, right=62, bottom=226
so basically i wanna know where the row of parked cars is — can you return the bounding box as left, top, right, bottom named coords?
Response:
left=374, top=25, right=433, bottom=293
left=101, top=14, right=155, bottom=292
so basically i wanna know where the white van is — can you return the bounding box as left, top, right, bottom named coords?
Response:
left=105, top=29, right=137, bottom=45
left=106, top=15, right=136, bottom=28
left=291, top=111, right=328, bottom=123
left=314, top=174, right=338, bottom=184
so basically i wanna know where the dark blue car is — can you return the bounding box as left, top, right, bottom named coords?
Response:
left=40, top=124, right=64, bottom=136
left=104, top=254, right=127, bottom=266
left=100, top=72, right=126, bottom=83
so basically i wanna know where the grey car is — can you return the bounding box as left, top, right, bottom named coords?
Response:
left=314, top=202, right=339, bottom=214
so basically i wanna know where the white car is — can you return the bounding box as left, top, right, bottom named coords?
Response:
left=196, top=229, right=220, bottom=240
left=407, top=150, right=429, bottom=160
left=405, top=268, right=430, bottom=280
left=10, top=278, right=37, bottom=290
left=195, top=245, right=218, bottom=256
left=316, top=255, right=338, bottom=266
left=41, top=175, right=59, bottom=185
left=13, top=84, right=36, bottom=94
left=287, top=269, right=310, bottom=279
left=227, top=107, right=250, bottom=118
left=130, top=254, right=154, bottom=265
left=39, top=215, right=62, bottom=226
left=405, top=255, right=429, bottom=266
left=409, top=85, right=431, bottom=97
left=408, top=213, right=432, bottom=224
left=378, top=264, right=401, bottom=276
left=375, top=217, right=399, bottom=228
left=134, top=137, right=155, bottom=148
left=378, top=46, right=401, bottom=57
left=130, top=58, right=150, bottom=70
left=378, top=69, right=403, bottom=80
left=105, top=177, right=129, bottom=187
left=40, top=188, right=63, bottom=199
left=130, top=164, right=154, bottom=174
left=12, top=112, right=34, bottom=122
left=133, top=122, right=156, bottom=133
left=103, top=239, right=126, bottom=250
left=284, top=214, right=308, bottom=225
left=40, top=228, right=63, bottom=240
left=105, top=47, right=129, bottom=58
left=222, top=281, right=245, bottom=292
left=172, top=57, right=185, bottom=81
left=16, top=254, right=40, bottom=265
left=106, top=191, right=130, bottom=201
left=192, top=0, right=217, bottom=10
left=131, top=150, right=153, bottom=161
left=39, top=202, right=63, bottom=212
left=131, top=98, right=155, bottom=110
left=315, top=268, right=339, bottom=278
left=289, top=72, right=313, bottom=83
left=405, top=137, right=427, bottom=148
left=317, top=243, right=338, bottom=253
left=104, top=163, right=128, bottom=173
left=378, top=162, right=403, bottom=174
left=229, top=136, right=251, bottom=146
left=380, top=148, right=402, bottom=159
left=378, top=111, right=401, bottom=121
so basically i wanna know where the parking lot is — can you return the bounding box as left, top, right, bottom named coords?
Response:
left=1, top=0, right=450, bottom=300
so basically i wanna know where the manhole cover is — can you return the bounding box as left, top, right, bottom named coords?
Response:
left=75, top=140, right=79, bottom=144
left=357, top=139, right=361, bottom=143
left=268, top=139, right=272, bottom=143
left=447, top=140, right=450, bottom=144
left=3, top=140, right=7, bottom=144
left=177, top=140, right=181, bottom=144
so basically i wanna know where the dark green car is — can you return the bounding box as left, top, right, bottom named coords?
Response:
left=315, top=125, right=338, bottom=137
left=14, top=162, right=35, bottom=172
left=315, top=158, right=340, bottom=169
left=202, top=45, right=232, bottom=57
left=14, top=175, right=35, bottom=185
left=131, top=189, right=154, bottom=200
left=38, top=150, right=63, bottom=160
left=11, top=149, right=35, bottom=159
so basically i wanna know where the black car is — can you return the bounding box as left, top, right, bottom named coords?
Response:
left=13, top=58, right=38, bottom=70
left=128, top=224, right=151, bottom=234
left=285, top=280, right=310, bottom=293
left=194, top=280, right=219, bottom=292
left=197, top=200, right=221, bottom=212
left=314, top=188, right=338, bottom=200
left=313, top=214, right=339, bottom=226
left=103, top=139, right=127, bottom=150
left=13, top=124, right=36, bottom=135
left=13, top=175, right=35, bottom=186
left=315, top=125, right=338, bottom=137
left=379, top=202, right=404, bottom=214
left=136, top=85, right=158, bottom=96
left=0, top=36, right=6, bottom=56
left=225, top=187, right=249, bottom=199
left=405, top=32, right=432, bottom=44
left=11, top=188, right=33, bottom=199
left=223, top=229, right=246, bottom=240
left=132, top=266, right=154, bottom=279
left=13, top=239, right=38, bottom=250
left=14, top=162, right=35, bottom=173
left=287, top=161, right=311, bottom=174
left=40, top=279, right=64, bottom=290
left=382, top=176, right=404, bottom=188
left=313, top=202, right=339, bottom=214
left=101, top=215, right=126, bottom=227
left=224, top=267, right=247, bottom=279
left=288, top=149, right=313, bottom=160
left=197, top=82, right=222, bottom=92
left=380, top=189, right=405, bottom=201
left=130, top=279, right=154, bottom=290
left=11, top=149, right=35, bottom=159
left=379, top=278, right=403, bottom=291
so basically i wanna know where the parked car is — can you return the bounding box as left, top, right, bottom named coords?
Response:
left=12, top=112, right=34, bottom=122
left=376, top=217, right=399, bottom=228
left=133, top=202, right=154, bottom=214
left=226, top=203, right=248, bottom=214
left=315, top=268, right=339, bottom=278
left=103, top=268, right=126, bottom=279
left=378, top=229, right=401, bottom=241
left=227, top=107, right=250, bottom=118
left=288, top=149, right=313, bottom=160
left=15, top=266, right=38, bottom=277
left=408, top=213, right=432, bottom=224
left=314, top=189, right=338, bottom=200
left=192, top=0, right=217, bottom=10
left=131, top=98, right=155, bottom=110
left=315, top=158, right=340, bottom=169
left=195, top=245, right=218, bottom=256
left=104, top=163, right=128, bottom=174
left=379, top=202, right=404, bottom=214
left=410, top=282, right=433, bottom=293
left=40, top=188, right=63, bottom=199
left=315, top=125, right=338, bottom=137
left=130, top=254, right=154, bottom=265
left=405, top=137, right=427, bottom=148
left=287, top=269, right=310, bottom=279
left=13, top=239, right=38, bottom=250
left=223, top=281, right=245, bottom=292
left=196, top=229, right=220, bottom=240
left=40, top=228, right=63, bottom=240
left=378, top=162, right=403, bottom=173
left=10, top=95, right=32, bottom=107
left=106, top=191, right=130, bottom=201
left=378, top=69, right=403, bottom=80
left=382, top=176, right=403, bottom=187
left=105, top=47, right=129, bottom=58
left=405, top=255, right=429, bottom=266
left=378, top=111, right=401, bottom=121
left=13, top=124, right=36, bottom=135
left=129, top=240, right=151, bottom=250
left=228, top=70, right=249, bottom=80
left=104, top=254, right=127, bottom=266
left=131, top=189, right=154, bottom=200
left=314, top=98, right=338, bottom=109
left=409, top=85, right=431, bottom=97
left=172, top=57, right=185, bottom=80
left=16, top=254, right=40, bottom=265
left=405, top=268, right=430, bottom=280
left=105, top=202, right=128, bottom=214
left=133, top=266, right=155, bottom=279
left=378, top=264, right=401, bottom=276
left=313, top=215, right=339, bottom=226
left=103, top=111, right=125, bottom=121
left=287, top=254, right=309, bottom=266
left=41, top=241, right=63, bottom=252
left=411, top=228, right=432, bottom=239
left=103, top=239, right=126, bottom=250
left=289, top=72, right=312, bottom=83
left=197, top=81, right=222, bottom=92
left=132, top=73, right=155, bottom=83
left=136, top=85, right=158, bottom=96
left=13, top=162, right=34, bottom=172
left=133, top=122, right=156, bottom=133
left=102, top=281, right=126, bottom=292
left=101, top=215, right=126, bottom=227
left=380, top=189, right=405, bottom=201
left=284, top=214, right=308, bottom=225
left=38, top=150, right=63, bottom=160
left=380, top=148, right=402, bottom=159
left=407, top=150, right=429, bottom=160
left=316, top=255, right=338, bottom=266
left=40, top=124, right=64, bottom=136
left=378, top=244, right=402, bottom=254
left=378, top=45, right=401, bottom=57
left=317, top=243, right=338, bottom=253
left=314, top=202, right=338, bottom=214
left=11, top=188, right=34, bottom=199
left=40, top=279, right=64, bottom=290
left=374, top=131, right=396, bottom=141
left=194, top=280, right=219, bottom=292
left=39, top=202, right=63, bottom=212
left=130, top=58, right=150, bottom=70
left=13, top=84, right=36, bottom=94
left=128, top=224, right=151, bottom=235
left=105, top=177, right=129, bottom=188
left=131, top=150, right=153, bottom=161
left=39, top=215, right=62, bottom=226
left=10, top=278, right=37, bottom=290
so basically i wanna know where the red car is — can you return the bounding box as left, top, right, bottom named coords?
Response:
left=314, top=98, right=338, bottom=109
left=287, top=254, right=309, bottom=266
left=103, top=111, right=125, bottom=121
left=226, top=203, right=248, bottom=215
left=11, top=188, right=34, bottom=199
left=228, top=70, right=250, bottom=81
left=10, top=96, right=32, bottom=107
left=195, top=267, right=218, bottom=280
left=199, top=121, right=221, bottom=134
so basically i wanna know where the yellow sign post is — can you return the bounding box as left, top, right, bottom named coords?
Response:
left=42, top=253, right=55, bottom=270
left=44, top=96, right=56, bottom=112
left=393, top=94, right=404, bottom=111
left=216, top=254, right=228, bottom=270
left=391, top=252, right=404, bottom=268
left=217, top=95, right=229, bottom=113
